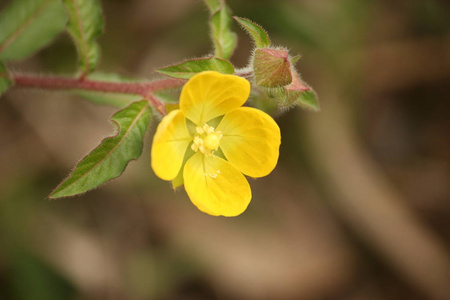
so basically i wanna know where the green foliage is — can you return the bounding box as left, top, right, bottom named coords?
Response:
left=281, top=86, right=319, bottom=111
left=204, top=0, right=237, bottom=59
left=0, top=0, right=68, bottom=61
left=203, top=0, right=221, bottom=12
left=0, top=0, right=319, bottom=200
left=75, top=73, right=142, bottom=108
left=156, top=57, right=234, bottom=79
left=49, top=100, right=152, bottom=198
left=9, top=250, right=76, bottom=300
left=0, top=62, right=12, bottom=96
left=63, top=0, right=104, bottom=74
left=233, top=17, right=271, bottom=48
left=290, top=54, right=301, bottom=65
left=296, top=89, right=320, bottom=111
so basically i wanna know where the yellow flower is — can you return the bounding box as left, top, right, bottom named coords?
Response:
left=151, top=71, right=281, bottom=217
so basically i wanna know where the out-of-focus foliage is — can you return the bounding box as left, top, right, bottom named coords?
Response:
left=62, top=0, right=104, bottom=74
left=0, top=62, right=11, bottom=95
left=0, top=0, right=67, bottom=61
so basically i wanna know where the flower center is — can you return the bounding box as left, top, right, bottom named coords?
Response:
left=191, top=124, right=223, bottom=156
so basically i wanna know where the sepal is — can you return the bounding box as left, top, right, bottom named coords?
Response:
left=282, top=72, right=319, bottom=111
left=253, top=48, right=292, bottom=87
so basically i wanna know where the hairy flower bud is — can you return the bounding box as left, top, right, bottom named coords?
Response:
left=253, top=48, right=293, bottom=87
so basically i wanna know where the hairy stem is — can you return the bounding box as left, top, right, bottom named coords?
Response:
left=10, top=73, right=186, bottom=115
left=11, top=73, right=185, bottom=95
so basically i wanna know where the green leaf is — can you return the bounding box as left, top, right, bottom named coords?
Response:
left=208, top=3, right=237, bottom=59
left=290, top=54, right=301, bottom=65
left=154, top=89, right=180, bottom=104
left=156, top=57, right=234, bottom=79
left=49, top=100, right=152, bottom=198
left=203, top=0, right=222, bottom=13
left=63, top=0, right=103, bottom=74
left=0, top=0, right=68, bottom=61
left=280, top=71, right=319, bottom=111
left=0, top=62, right=12, bottom=96
left=75, top=72, right=142, bottom=108
left=296, top=88, right=320, bottom=111
left=233, top=16, right=271, bottom=48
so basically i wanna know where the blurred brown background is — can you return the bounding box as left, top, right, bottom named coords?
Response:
left=1, top=0, right=450, bottom=299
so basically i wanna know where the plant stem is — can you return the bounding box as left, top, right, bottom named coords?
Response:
left=12, top=73, right=185, bottom=95
left=10, top=73, right=186, bottom=115
left=147, top=93, right=167, bottom=116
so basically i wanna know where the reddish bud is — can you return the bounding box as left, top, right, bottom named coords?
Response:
left=253, top=48, right=292, bottom=87
left=285, top=71, right=309, bottom=93
left=281, top=71, right=311, bottom=106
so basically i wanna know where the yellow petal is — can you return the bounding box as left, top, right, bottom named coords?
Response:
left=151, top=110, right=192, bottom=180
left=180, top=71, right=250, bottom=125
left=183, top=152, right=251, bottom=217
left=217, top=107, right=281, bottom=178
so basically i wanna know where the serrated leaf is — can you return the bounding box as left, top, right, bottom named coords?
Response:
left=63, top=0, right=103, bottom=74
left=49, top=100, right=152, bottom=198
left=156, top=57, right=234, bottom=79
left=0, top=0, right=68, bottom=61
left=0, top=62, right=12, bottom=96
left=75, top=72, right=142, bottom=108
left=209, top=5, right=237, bottom=59
left=233, top=16, right=271, bottom=48
left=296, top=89, right=320, bottom=111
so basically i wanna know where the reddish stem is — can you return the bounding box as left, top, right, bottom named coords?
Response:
left=12, top=73, right=185, bottom=95
left=11, top=73, right=186, bottom=115
left=147, top=93, right=167, bottom=116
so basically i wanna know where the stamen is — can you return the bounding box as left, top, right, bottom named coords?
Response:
left=196, top=126, right=204, bottom=134
left=191, top=124, right=222, bottom=155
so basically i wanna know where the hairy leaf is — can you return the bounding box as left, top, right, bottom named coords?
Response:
left=233, top=16, right=270, bottom=48
left=0, top=62, right=12, bottom=96
left=75, top=72, right=142, bottom=108
left=63, top=0, right=103, bottom=74
left=296, top=89, right=320, bottom=111
left=211, top=8, right=237, bottom=59
left=0, top=0, right=68, bottom=61
left=290, top=54, right=301, bottom=65
left=156, top=57, right=234, bottom=79
left=203, top=0, right=237, bottom=60
left=50, top=100, right=152, bottom=198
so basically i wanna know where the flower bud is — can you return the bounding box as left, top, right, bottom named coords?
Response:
left=281, top=71, right=311, bottom=107
left=253, top=48, right=292, bottom=87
